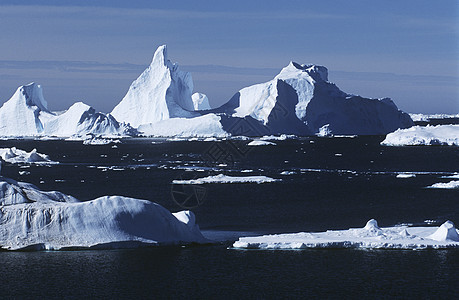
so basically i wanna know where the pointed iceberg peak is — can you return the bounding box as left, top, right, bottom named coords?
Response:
left=15, top=82, right=49, bottom=112
left=151, top=44, right=168, bottom=66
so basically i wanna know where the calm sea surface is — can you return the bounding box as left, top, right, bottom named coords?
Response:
left=1, top=137, right=458, bottom=298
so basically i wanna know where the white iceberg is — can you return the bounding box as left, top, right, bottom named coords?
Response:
left=214, top=62, right=413, bottom=136
left=0, top=83, right=133, bottom=137
left=0, top=147, right=56, bottom=164
left=172, top=174, right=280, bottom=184
left=382, top=125, right=459, bottom=146
left=192, top=92, right=211, bottom=111
left=232, top=219, right=459, bottom=250
left=111, top=45, right=198, bottom=128
left=0, top=176, right=208, bottom=250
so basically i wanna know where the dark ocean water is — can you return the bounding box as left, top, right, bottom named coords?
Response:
left=0, top=137, right=458, bottom=298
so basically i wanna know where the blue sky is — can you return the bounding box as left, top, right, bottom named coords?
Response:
left=0, top=0, right=457, bottom=113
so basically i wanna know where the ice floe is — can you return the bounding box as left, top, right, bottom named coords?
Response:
left=426, top=181, right=459, bottom=189
left=247, top=140, right=277, bottom=146
left=172, top=174, right=280, bottom=184
left=232, top=219, right=459, bottom=250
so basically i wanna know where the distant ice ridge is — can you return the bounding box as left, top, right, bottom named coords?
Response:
left=172, top=174, right=280, bottom=184
left=0, top=176, right=208, bottom=250
left=0, top=147, right=56, bottom=164
left=382, top=125, right=459, bottom=146
left=0, top=83, right=133, bottom=137
left=409, top=113, right=459, bottom=122
left=232, top=219, right=459, bottom=250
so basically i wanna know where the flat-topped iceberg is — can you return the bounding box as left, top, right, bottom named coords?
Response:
left=0, top=176, right=208, bottom=250
left=382, top=125, right=459, bottom=146
left=0, top=147, right=56, bottom=164
left=232, top=219, right=459, bottom=250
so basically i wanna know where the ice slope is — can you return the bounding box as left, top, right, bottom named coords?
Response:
left=0, top=147, right=56, bottom=164
left=43, top=102, right=132, bottom=137
left=0, top=83, right=54, bottom=136
left=382, top=125, right=459, bottom=146
left=232, top=219, right=459, bottom=250
left=111, top=45, right=198, bottom=127
left=215, top=62, right=413, bottom=135
left=0, top=176, right=208, bottom=250
left=0, top=83, right=133, bottom=137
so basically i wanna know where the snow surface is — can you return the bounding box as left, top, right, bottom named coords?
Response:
left=0, top=176, right=208, bottom=250
left=111, top=45, right=198, bottom=127
left=0, top=83, right=133, bottom=137
left=0, top=147, right=56, bottom=164
left=172, top=174, right=280, bottom=184
left=232, top=219, right=459, bottom=250
left=247, top=140, right=277, bottom=146
left=138, top=114, right=227, bottom=138
left=382, top=125, right=459, bottom=146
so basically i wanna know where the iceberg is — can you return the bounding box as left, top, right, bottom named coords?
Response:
left=0, top=147, right=56, bottom=164
left=192, top=93, right=211, bottom=111
left=232, top=219, right=459, bottom=250
left=382, top=125, right=459, bottom=146
left=0, top=83, right=133, bottom=137
left=172, top=174, right=280, bottom=184
left=111, top=45, right=198, bottom=128
left=1, top=45, right=414, bottom=137
left=214, top=62, right=413, bottom=136
left=0, top=176, right=208, bottom=250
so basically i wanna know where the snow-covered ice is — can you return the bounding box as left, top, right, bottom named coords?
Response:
left=172, top=174, right=280, bottom=184
left=382, top=125, right=459, bottom=146
left=247, top=140, right=277, bottom=146
left=0, top=147, right=56, bottom=164
left=138, top=114, right=227, bottom=138
left=0, top=176, right=208, bottom=250
left=232, top=219, right=459, bottom=250
left=396, top=173, right=416, bottom=178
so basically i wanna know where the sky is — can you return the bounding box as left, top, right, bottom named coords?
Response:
left=0, top=0, right=458, bottom=114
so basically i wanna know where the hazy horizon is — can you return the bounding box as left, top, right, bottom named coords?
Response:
left=0, top=0, right=457, bottom=114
